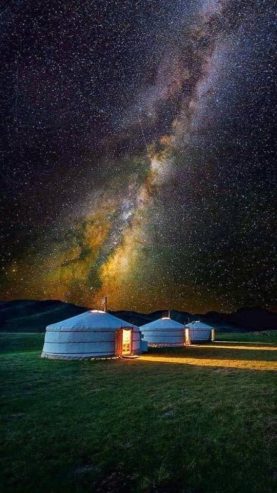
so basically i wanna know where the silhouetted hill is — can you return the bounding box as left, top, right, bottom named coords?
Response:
left=232, top=308, right=277, bottom=330
left=0, top=300, right=276, bottom=332
left=113, top=309, right=191, bottom=326
left=0, top=300, right=87, bottom=332
left=199, top=308, right=277, bottom=330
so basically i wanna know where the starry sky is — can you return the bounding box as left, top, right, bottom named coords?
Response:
left=1, top=0, right=276, bottom=313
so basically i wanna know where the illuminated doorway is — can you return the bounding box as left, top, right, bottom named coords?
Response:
left=115, top=328, right=133, bottom=356
left=184, top=328, right=191, bottom=345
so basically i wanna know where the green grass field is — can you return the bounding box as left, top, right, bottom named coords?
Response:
left=1, top=332, right=276, bottom=493
left=215, top=331, right=277, bottom=344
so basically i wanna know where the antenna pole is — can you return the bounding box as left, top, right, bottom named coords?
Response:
left=104, top=296, right=108, bottom=312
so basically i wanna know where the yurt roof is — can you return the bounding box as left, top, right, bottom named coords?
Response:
left=46, top=310, right=136, bottom=332
left=140, top=317, right=184, bottom=330
left=185, top=321, right=213, bottom=329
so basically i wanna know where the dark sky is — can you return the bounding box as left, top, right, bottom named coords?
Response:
left=1, top=0, right=276, bottom=312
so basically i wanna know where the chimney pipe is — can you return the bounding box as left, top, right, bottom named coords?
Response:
left=103, top=296, right=108, bottom=312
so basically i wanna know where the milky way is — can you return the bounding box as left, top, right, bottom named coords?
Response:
left=1, top=0, right=276, bottom=312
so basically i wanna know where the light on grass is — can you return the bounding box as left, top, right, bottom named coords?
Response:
left=139, top=343, right=277, bottom=372
left=139, top=355, right=277, bottom=371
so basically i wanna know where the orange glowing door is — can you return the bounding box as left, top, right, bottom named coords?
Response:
left=115, top=328, right=132, bottom=356
left=184, top=328, right=191, bottom=345
left=122, top=328, right=132, bottom=355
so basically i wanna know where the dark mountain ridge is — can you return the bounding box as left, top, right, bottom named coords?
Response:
left=0, top=300, right=276, bottom=333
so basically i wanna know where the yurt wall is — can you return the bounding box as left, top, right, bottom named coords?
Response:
left=41, top=310, right=141, bottom=359
left=185, top=321, right=212, bottom=343
left=140, top=317, right=185, bottom=347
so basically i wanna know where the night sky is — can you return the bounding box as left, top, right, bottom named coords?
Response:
left=1, top=0, right=276, bottom=312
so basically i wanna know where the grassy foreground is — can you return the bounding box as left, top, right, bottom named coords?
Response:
left=1, top=333, right=276, bottom=493
left=216, top=330, right=277, bottom=344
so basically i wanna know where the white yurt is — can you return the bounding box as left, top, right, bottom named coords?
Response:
left=41, top=310, right=141, bottom=359
left=185, top=321, right=213, bottom=343
left=140, top=316, right=185, bottom=347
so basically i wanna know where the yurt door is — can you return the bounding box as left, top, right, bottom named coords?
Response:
left=115, top=328, right=132, bottom=356
left=122, top=328, right=132, bottom=355
left=184, top=328, right=191, bottom=345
